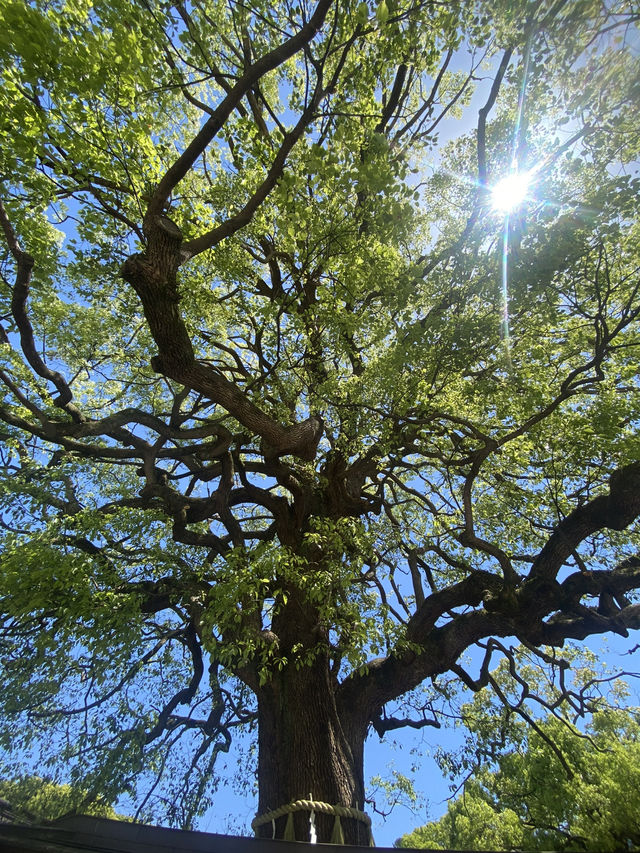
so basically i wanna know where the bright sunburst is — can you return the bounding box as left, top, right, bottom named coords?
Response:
left=491, top=170, right=532, bottom=212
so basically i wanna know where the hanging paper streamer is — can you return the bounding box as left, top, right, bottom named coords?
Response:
left=330, top=813, right=344, bottom=844
left=283, top=812, right=295, bottom=841
left=309, top=793, right=317, bottom=845
left=252, top=798, right=374, bottom=846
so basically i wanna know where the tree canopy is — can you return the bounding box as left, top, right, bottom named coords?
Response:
left=397, top=649, right=640, bottom=851
left=0, top=775, right=118, bottom=823
left=1, top=0, right=640, bottom=842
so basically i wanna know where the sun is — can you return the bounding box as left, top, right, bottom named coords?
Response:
left=490, top=170, right=532, bottom=213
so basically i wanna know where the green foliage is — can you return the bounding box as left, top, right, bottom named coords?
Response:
left=0, top=774, right=118, bottom=822
left=0, top=0, right=639, bottom=832
left=398, top=651, right=640, bottom=850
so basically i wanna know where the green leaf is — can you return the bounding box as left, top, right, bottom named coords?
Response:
left=375, top=0, right=389, bottom=25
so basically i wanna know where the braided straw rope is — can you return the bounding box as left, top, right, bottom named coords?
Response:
left=252, top=798, right=374, bottom=845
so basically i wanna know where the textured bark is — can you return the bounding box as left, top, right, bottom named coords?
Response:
left=256, top=654, right=369, bottom=846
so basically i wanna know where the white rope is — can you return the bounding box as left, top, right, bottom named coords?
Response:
left=252, top=797, right=374, bottom=845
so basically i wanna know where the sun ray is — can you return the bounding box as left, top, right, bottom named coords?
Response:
left=501, top=214, right=513, bottom=368
left=496, top=29, right=534, bottom=364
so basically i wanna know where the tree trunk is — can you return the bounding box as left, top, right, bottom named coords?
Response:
left=255, top=653, right=370, bottom=845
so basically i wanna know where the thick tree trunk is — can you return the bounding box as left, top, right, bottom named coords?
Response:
left=255, top=653, right=370, bottom=845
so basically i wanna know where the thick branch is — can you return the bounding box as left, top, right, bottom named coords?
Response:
left=370, top=709, right=440, bottom=737
left=530, top=603, right=640, bottom=645
left=338, top=610, right=515, bottom=724
left=405, top=571, right=503, bottom=645
left=0, top=198, right=83, bottom=422
left=121, top=219, right=324, bottom=461
left=529, top=462, right=640, bottom=582
left=0, top=404, right=145, bottom=459
left=143, top=0, right=333, bottom=231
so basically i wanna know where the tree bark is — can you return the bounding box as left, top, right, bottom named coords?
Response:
left=255, top=653, right=370, bottom=845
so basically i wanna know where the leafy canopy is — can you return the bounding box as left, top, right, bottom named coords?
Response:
left=0, top=775, right=118, bottom=822
left=0, top=0, right=639, bottom=829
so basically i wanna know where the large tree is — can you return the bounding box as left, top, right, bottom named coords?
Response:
left=1, top=0, right=639, bottom=843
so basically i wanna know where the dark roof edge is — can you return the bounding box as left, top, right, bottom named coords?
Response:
left=0, top=812, right=524, bottom=853
left=0, top=814, right=404, bottom=853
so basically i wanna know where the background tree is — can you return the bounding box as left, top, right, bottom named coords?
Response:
left=1, top=0, right=639, bottom=843
left=397, top=648, right=640, bottom=851
left=0, top=775, right=118, bottom=823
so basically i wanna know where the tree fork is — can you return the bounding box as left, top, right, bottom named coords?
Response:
left=121, top=217, right=324, bottom=460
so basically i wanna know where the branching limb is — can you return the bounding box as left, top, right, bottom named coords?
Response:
left=527, top=462, right=640, bottom=583
left=0, top=198, right=83, bottom=422
left=143, top=0, right=334, bottom=230
left=406, top=571, right=503, bottom=645
left=370, top=708, right=440, bottom=737
left=145, top=622, right=204, bottom=744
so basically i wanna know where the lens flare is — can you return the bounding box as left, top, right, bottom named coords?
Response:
left=491, top=170, right=532, bottom=213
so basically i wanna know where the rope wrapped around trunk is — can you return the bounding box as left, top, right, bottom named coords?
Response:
left=251, top=798, right=374, bottom=845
